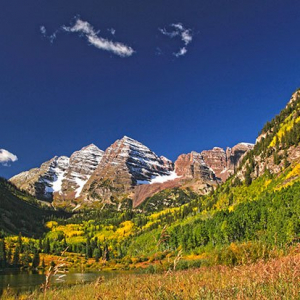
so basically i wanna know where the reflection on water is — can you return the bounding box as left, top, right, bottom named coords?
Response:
left=0, top=269, right=125, bottom=296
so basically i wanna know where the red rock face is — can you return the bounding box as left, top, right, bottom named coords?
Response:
left=174, top=151, right=216, bottom=181
left=133, top=178, right=182, bottom=208
left=201, top=147, right=227, bottom=180
left=201, top=143, right=254, bottom=182
left=133, top=151, right=218, bottom=208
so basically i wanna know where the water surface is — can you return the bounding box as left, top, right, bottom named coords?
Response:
left=0, top=269, right=127, bottom=296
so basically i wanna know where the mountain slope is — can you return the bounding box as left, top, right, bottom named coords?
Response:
left=234, top=89, right=300, bottom=184
left=10, top=144, right=104, bottom=202
left=10, top=135, right=254, bottom=210
left=201, top=143, right=254, bottom=181
left=0, top=178, right=63, bottom=237
left=80, top=136, right=175, bottom=205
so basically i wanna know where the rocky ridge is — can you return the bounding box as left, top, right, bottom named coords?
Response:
left=80, top=136, right=175, bottom=204
left=234, top=90, right=300, bottom=183
left=201, top=143, right=254, bottom=181
left=10, top=144, right=103, bottom=202
left=10, top=136, right=254, bottom=209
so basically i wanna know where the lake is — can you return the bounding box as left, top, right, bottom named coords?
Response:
left=0, top=269, right=127, bottom=296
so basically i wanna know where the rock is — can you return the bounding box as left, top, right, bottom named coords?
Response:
left=10, top=144, right=103, bottom=202
left=201, top=143, right=254, bottom=181
left=81, top=136, right=174, bottom=203
left=175, top=151, right=216, bottom=181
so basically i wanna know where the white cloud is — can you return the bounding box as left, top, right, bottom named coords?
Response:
left=41, top=18, right=134, bottom=57
left=40, top=25, right=57, bottom=43
left=40, top=25, right=46, bottom=35
left=159, top=28, right=179, bottom=38
left=86, top=35, right=135, bottom=57
left=0, top=149, right=18, bottom=166
left=107, top=28, right=116, bottom=35
left=159, top=23, right=193, bottom=57
left=62, top=19, right=95, bottom=35
left=174, top=47, right=187, bottom=57
left=182, top=30, right=193, bottom=45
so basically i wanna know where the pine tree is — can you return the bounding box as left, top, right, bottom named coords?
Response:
left=32, top=250, right=40, bottom=269
left=0, top=239, right=7, bottom=268
left=17, top=233, right=23, bottom=252
left=21, top=251, right=32, bottom=268
left=86, top=237, right=93, bottom=259
left=273, top=151, right=280, bottom=165
left=12, top=246, right=20, bottom=267
left=43, top=238, right=50, bottom=253
left=41, top=258, right=46, bottom=269
left=245, top=165, right=252, bottom=186
left=7, top=246, right=12, bottom=266
left=93, top=248, right=101, bottom=262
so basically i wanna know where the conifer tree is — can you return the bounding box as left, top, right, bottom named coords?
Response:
left=12, top=246, right=20, bottom=267
left=32, top=250, right=40, bottom=269
left=0, top=239, right=7, bottom=268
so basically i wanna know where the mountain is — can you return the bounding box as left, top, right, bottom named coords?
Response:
left=201, top=143, right=254, bottom=181
left=10, top=135, right=254, bottom=210
left=80, top=136, right=175, bottom=205
left=0, top=178, right=66, bottom=236
left=133, top=150, right=219, bottom=208
left=235, top=89, right=300, bottom=183
left=10, top=144, right=104, bottom=203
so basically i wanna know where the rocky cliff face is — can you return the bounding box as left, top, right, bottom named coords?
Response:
left=201, top=147, right=227, bottom=180
left=133, top=151, right=220, bottom=208
left=174, top=151, right=216, bottom=181
left=58, top=144, right=104, bottom=200
left=10, top=144, right=103, bottom=202
left=201, top=143, right=254, bottom=181
left=10, top=134, right=254, bottom=209
left=81, top=136, right=174, bottom=203
left=10, top=156, right=70, bottom=201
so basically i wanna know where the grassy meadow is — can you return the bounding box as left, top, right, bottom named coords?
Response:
left=2, top=248, right=299, bottom=300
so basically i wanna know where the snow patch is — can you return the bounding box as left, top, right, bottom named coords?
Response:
left=150, top=171, right=180, bottom=184
left=52, top=170, right=65, bottom=192
left=74, top=176, right=90, bottom=198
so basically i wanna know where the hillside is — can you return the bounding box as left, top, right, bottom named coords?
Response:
left=0, top=178, right=66, bottom=237
left=1, top=89, right=300, bottom=276
left=19, top=89, right=299, bottom=267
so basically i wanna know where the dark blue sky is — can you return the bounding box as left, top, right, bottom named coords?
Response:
left=1, top=0, right=300, bottom=178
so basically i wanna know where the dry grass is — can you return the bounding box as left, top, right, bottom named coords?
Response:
left=2, top=251, right=300, bottom=300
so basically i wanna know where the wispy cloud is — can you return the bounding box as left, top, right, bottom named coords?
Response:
left=40, top=25, right=57, bottom=43
left=159, top=23, right=193, bottom=57
left=41, top=18, right=135, bottom=57
left=0, top=149, right=18, bottom=166
left=174, top=47, right=187, bottom=57
left=107, top=28, right=116, bottom=35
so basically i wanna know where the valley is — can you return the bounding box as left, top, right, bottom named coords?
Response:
left=1, top=90, right=300, bottom=299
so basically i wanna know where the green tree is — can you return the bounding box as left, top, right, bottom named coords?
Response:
left=93, top=248, right=101, bottom=262
left=21, top=251, right=32, bottom=268
left=0, top=239, right=7, bottom=268
left=43, top=238, right=50, bottom=253
left=245, top=165, right=252, bottom=186
left=32, top=250, right=40, bottom=269
left=12, top=246, right=20, bottom=267
left=273, top=151, right=280, bottom=165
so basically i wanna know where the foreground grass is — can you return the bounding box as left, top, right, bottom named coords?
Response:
left=3, top=251, right=300, bottom=300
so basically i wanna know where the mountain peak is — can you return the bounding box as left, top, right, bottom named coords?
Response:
left=80, top=143, right=103, bottom=152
